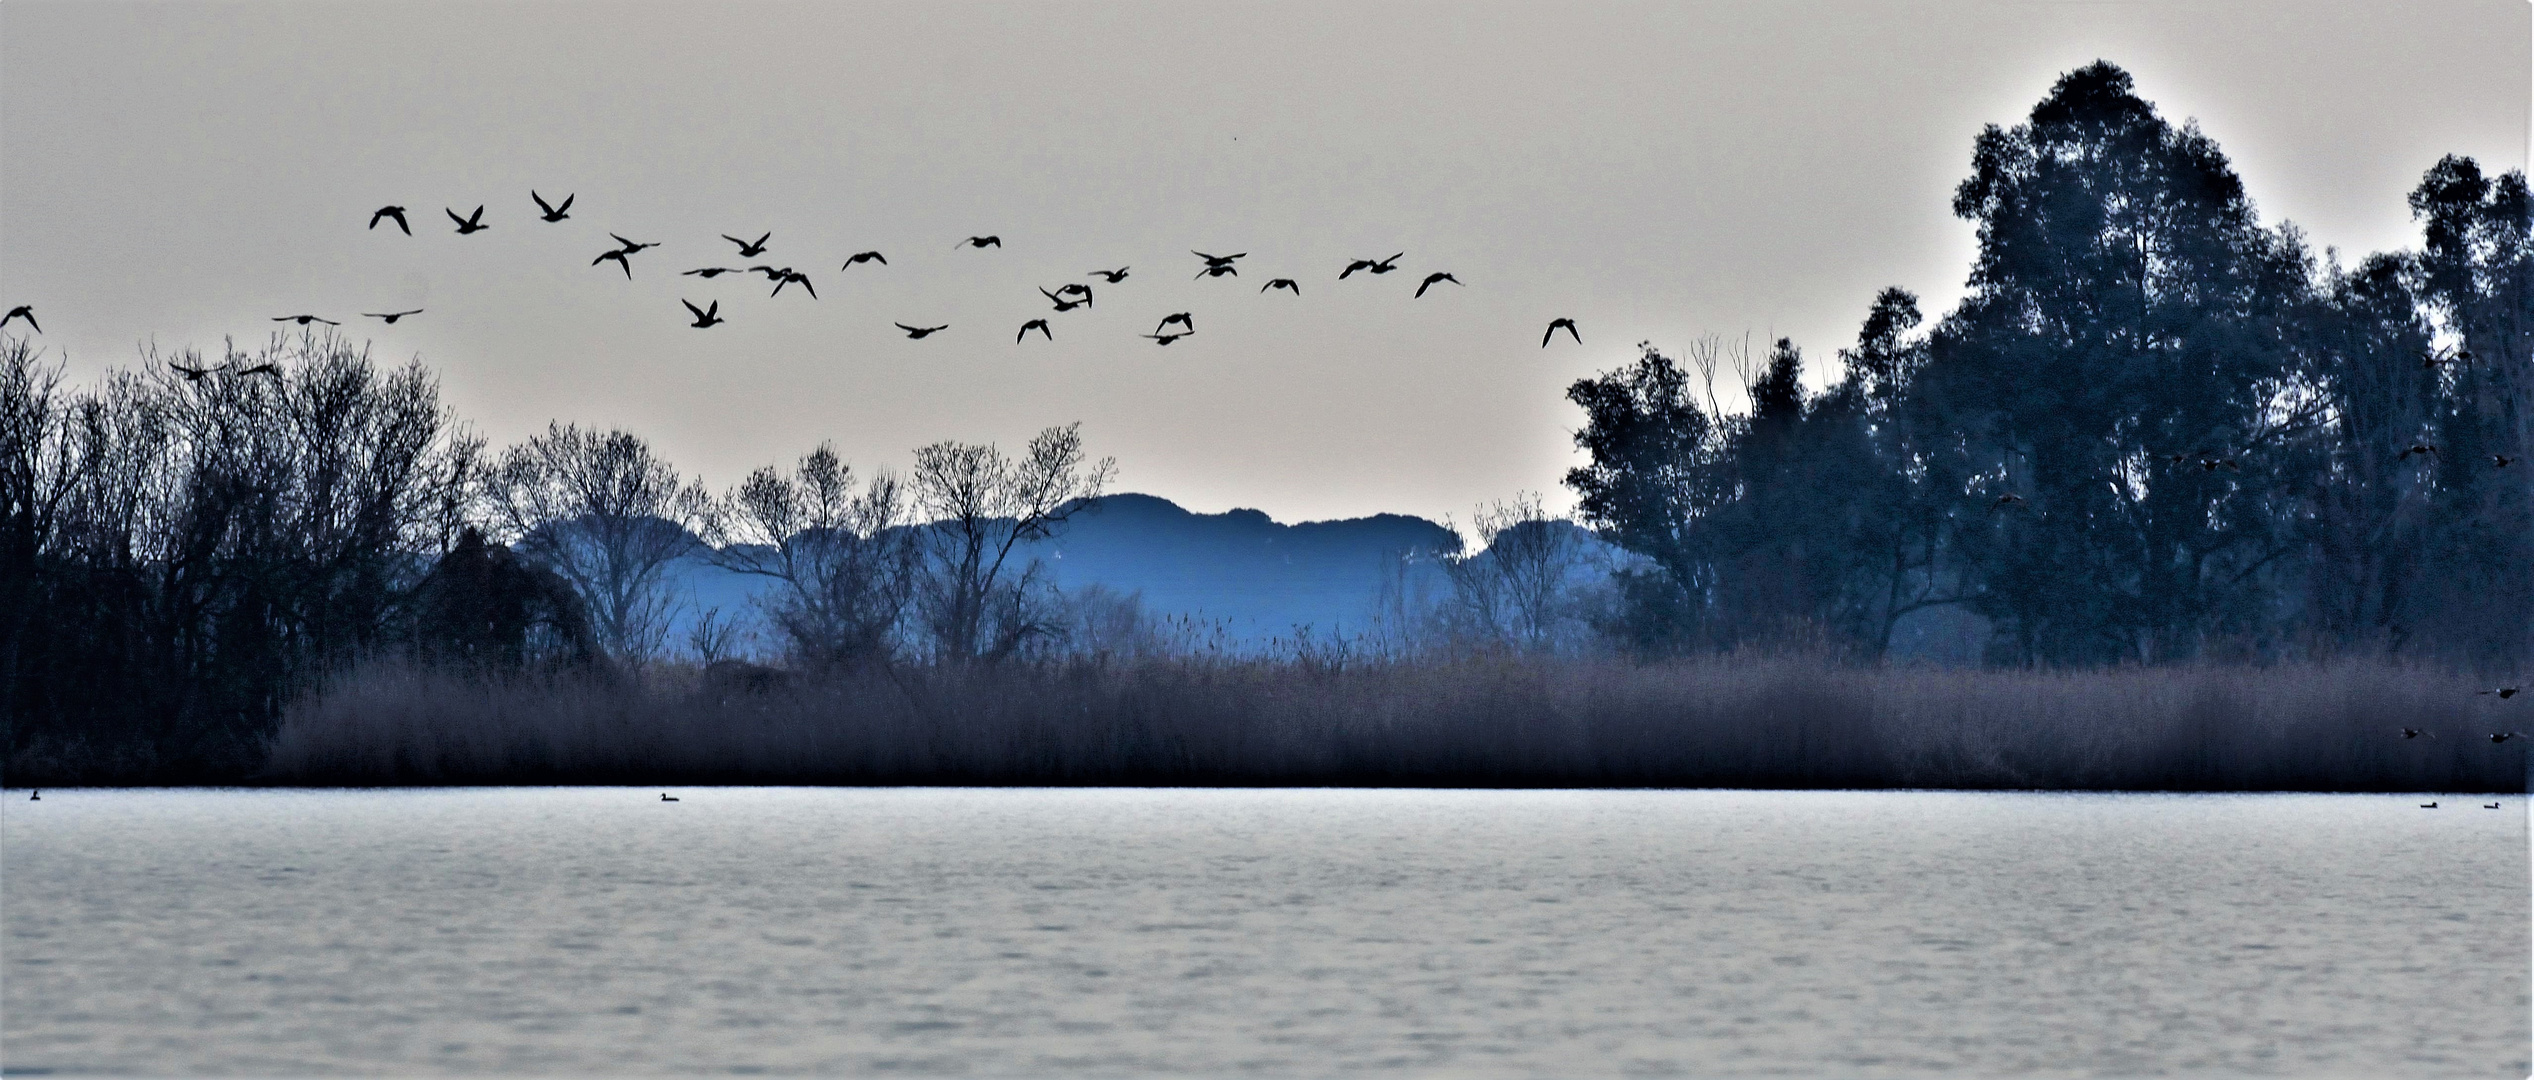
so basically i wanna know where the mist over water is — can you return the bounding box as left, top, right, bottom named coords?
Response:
left=2, top=788, right=2525, bottom=1077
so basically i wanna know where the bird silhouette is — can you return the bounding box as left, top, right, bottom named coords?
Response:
left=1156, top=313, right=1194, bottom=335
left=844, top=251, right=887, bottom=267
left=1193, top=250, right=1246, bottom=268
left=682, top=267, right=741, bottom=278
left=363, top=309, right=424, bottom=324
left=747, top=265, right=786, bottom=281
left=2, top=305, right=36, bottom=334
left=368, top=206, right=411, bottom=235
left=683, top=299, right=724, bottom=328
left=1415, top=271, right=1463, bottom=298
left=2491, top=732, right=2525, bottom=744
left=769, top=270, right=816, bottom=299
left=2421, top=801, right=2438, bottom=808
left=609, top=233, right=660, bottom=254
left=532, top=191, right=573, bottom=222
left=957, top=236, right=1002, bottom=250
left=2400, top=727, right=2433, bottom=739
left=1543, top=318, right=1580, bottom=347
left=896, top=323, right=948, bottom=339
left=1056, top=283, right=1092, bottom=299
left=2494, top=455, right=2516, bottom=469
left=1340, top=254, right=1404, bottom=279
left=1195, top=264, right=1239, bottom=279
left=725, top=232, right=771, bottom=257
left=661, top=793, right=679, bottom=802
left=2481, top=686, right=2522, bottom=699
left=1017, top=319, right=1052, bottom=343
left=1991, top=493, right=2025, bottom=508
left=235, top=363, right=281, bottom=378
left=273, top=314, right=339, bottom=326
left=2400, top=443, right=2439, bottom=460
left=447, top=205, right=488, bottom=234
left=1088, top=267, right=1130, bottom=283
left=2487, top=802, right=2503, bottom=809
left=168, top=360, right=218, bottom=381
left=27, top=790, right=35, bottom=801
left=2199, top=457, right=2239, bottom=472
left=1039, top=287, right=1088, bottom=313
left=1262, top=278, right=1300, bottom=295
left=593, top=249, right=635, bottom=279
left=1143, top=331, right=1191, bottom=345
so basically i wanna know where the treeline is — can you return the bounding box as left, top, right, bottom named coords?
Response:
left=1567, top=63, right=2531, bottom=668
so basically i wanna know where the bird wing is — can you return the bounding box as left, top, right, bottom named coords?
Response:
left=1542, top=325, right=1554, bottom=347
left=896, top=323, right=918, bottom=332
left=446, top=208, right=467, bottom=225
left=684, top=300, right=705, bottom=318
left=533, top=191, right=554, bottom=214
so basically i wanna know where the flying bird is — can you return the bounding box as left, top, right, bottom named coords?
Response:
left=1156, top=312, right=1194, bottom=335
left=747, top=265, right=786, bottom=281
left=1056, top=283, right=1092, bottom=298
left=844, top=251, right=887, bottom=267
left=1262, top=278, right=1300, bottom=295
left=532, top=191, right=573, bottom=222
left=447, top=205, right=489, bottom=234
left=896, top=323, right=948, bottom=339
left=2399, top=728, right=2434, bottom=740
left=682, top=267, right=741, bottom=278
left=957, top=236, right=1002, bottom=250
left=1195, top=264, right=1239, bottom=279
left=2400, top=443, right=2439, bottom=460
left=593, top=249, right=635, bottom=279
left=1142, top=331, right=1191, bottom=345
left=1039, top=287, right=1088, bottom=313
left=683, top=299, right=724, bottom=328
left=1017, top=319, right=1052, bottom=343
left=725, top=232, right=771, bottom=257
left=1, top=305, right=36, bottom=333
left=2481, top=686, right=2522, bottom=699
left=363, top=309, right=424, bottom=324
left=272, top=314, right=339, bottom=326
left=1088, top=267, right=1130, bottom=283
left=1193, top=250, right=1246, bottom=268
left=769, top=270, right=815, bottom=298
left=168, top=360, right=218, bottom=381
left=368, top=206, right=411, bottom=235
left=1415, top=271, right=1462, bottom=298
left=1543, top=318, right=1580, bottom=347
left=234, top=363, right=281, bottom=378
left=609, top=233, right=660, bottom=254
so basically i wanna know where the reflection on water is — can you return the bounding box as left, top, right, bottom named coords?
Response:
left=3, top=788, right=2526, bottom=1077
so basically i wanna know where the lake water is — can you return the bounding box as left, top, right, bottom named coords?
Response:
left=2, top=788, right=2525, bottom=1077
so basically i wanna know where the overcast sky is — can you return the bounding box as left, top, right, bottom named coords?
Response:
left=2, top=1, right=2525, bottom=528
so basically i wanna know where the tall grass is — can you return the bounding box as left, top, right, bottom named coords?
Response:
left=258, top=658, right=2530, bottom=792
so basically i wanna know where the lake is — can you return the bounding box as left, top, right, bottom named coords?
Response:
left=2, top=788, right=2525, bottom=1077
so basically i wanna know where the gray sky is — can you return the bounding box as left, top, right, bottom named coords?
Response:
left=3, top=1, right=2525, bottom=528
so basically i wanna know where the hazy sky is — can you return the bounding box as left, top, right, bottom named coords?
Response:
left=2, top=1, right=2525, bottom=527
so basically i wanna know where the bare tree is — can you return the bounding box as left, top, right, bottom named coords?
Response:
left=486, top=423, right=707, bottom=663
left=1441, top=492, right=1589, bottom=654
left=909, top=423, right=1114, bottom=664
left=700, top=443, right=916, bottom=670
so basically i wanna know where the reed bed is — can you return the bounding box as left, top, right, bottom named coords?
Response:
left=257, top=658, right=2530, bottom=791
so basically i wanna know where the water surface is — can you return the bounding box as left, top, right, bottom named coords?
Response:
left=3, top=788, right=2525, bottom=1076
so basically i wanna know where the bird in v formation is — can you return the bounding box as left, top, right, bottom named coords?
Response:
left=363, top=309, right=423, bottom=324
left=533, top=191, right=574, bottom=223
left=447, top=206, right=489, bottom=235
left=725, top=232, right=771, bottom=258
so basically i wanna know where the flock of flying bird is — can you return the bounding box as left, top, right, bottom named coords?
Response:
left=328, top=192, right=1587, bottom=349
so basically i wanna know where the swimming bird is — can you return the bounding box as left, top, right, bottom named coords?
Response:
left=2199, top=457, right=2240, bottom=472
left=447, top=205, right=488, bottom=234
left=1143, top=331, right=1190, bottom=345
left=273, top=314, right=339, bottom=326
left=2421, top=801, right=2438, bottom=808
left=2400, top=728, right=2434, bottom=740
left=2491, top=732, right=2525, bottom=744
left=683, top=299, right=724, bottom=328
left=2482, top=686, right=2522, bottom=699
left=1017, top=319, right=1051, bottom=343
left=2487, top=802, right=2503, bottom=809
left=844, top=251, right=887, bottom=267
left=1415, top=271, right=1462, bottom=298
left=593, top=248, right=635, bottom=279
left=2, top=305, right=36, bottom=333
left=1262, top=278, right=1300, bottom=295
left=725, top=232, right=771, bottom=257
left=1195, top=264, right=1238, bottom=279
left=2400, top=443, right=2439, bottom=460
left=532, top=191, right=573, bottom=222
left=1543, top=318, right=1580, bottom=346
left=2494, top=455, right=2516, bottom=468
left=661, top=793, right=678, bottom=802
left=896, top=323, right=948, bottom=339
left=1194, top=250, right=1246, bottom=269
left=369, top=206, right=411, bottom=235
left=1088, top=267, right=1130, bottom=283
left=609, top=233, right=660, bottom=254
left=168, top=360, right=217, bottom=381
left=363, top=309, right=424, bottom=324
left=1156, top=312, right=1194, bottom=335
left=1991, top=493, right=2025, bottom=508
left=769, top=269, right=816, bottom=299
left=957, top=236, right=1002, bottom=250
left=27, top=790, right=35, bottom=801
left=682, top=267, right=741, bottom=278
left=1039, top=287, right=1087, bottom=313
